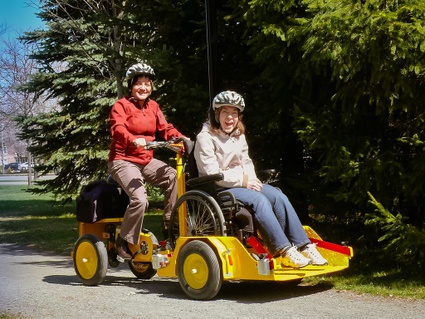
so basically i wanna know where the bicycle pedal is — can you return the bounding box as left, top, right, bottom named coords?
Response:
left=116, top=255, right=130, bottom=263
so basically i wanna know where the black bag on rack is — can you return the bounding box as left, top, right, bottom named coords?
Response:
left=76, top=179, right=129, bottom=223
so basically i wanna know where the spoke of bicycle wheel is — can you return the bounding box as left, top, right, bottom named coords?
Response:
left=193, top=199, right=216, bottom=235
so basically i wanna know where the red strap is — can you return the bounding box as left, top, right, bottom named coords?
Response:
left=309, top=238, right=352, bottom=256
left=246, top=236, right=272, bottom=258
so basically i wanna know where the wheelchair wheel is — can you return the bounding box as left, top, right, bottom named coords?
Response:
left=169, top=190, right=226, bottom=249
left=128, top=261, right=157, bottom=279
left=177, top=240, right=222, bottom=300
left=73, top=234, right=108, bottom=286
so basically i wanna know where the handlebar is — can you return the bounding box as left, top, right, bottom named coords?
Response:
left=145, top=138, right=186, bottom=153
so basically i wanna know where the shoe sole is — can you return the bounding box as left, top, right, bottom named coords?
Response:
left=281, top=261, right=310, bottom=269
left=311, top=262, right=328, bottom=266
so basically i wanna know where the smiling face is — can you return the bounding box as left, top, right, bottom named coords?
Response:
left=218, top=105, right=240, bottom=134
left=131, top=75, right=152, bottom=102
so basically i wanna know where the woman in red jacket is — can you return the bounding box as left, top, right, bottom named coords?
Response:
left=108, top=63, right=186, bottom=262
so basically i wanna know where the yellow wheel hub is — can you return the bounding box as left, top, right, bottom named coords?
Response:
left=183, top=253, right=209, bottom=289
left=75, top=241, right=98, bottom=280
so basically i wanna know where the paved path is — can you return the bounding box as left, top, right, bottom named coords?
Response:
left=1, top=244, right=425, bottom=319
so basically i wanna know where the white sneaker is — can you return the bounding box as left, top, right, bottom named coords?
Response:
left=301, top=243, right=328, bottom=266
left=280, top=246, right=311, bottom=268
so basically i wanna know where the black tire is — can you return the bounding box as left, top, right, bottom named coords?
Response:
left=73, top=234, right=108, bottom=286
left=177, top=240, right=222, bottom=300
left=108, top=249, right=120, bottom=268
left=128, top=261, right=157, bottom=279
left=169, top=190, right=226, bottom=249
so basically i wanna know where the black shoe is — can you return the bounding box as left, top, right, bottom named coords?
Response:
left=116, top=236, right=132, bottom=262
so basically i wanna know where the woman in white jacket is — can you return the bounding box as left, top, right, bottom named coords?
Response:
left=194, top=90, right=328, bottom=268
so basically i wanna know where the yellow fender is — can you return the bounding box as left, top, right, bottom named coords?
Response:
left=157, top=233, right=352, bottom=282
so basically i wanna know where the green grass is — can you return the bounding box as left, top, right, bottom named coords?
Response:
left=1, top=184, right=424, bottom=300
left=0, top=185, right=163, bottom=254
left=304, top=271, right=425, bottom=299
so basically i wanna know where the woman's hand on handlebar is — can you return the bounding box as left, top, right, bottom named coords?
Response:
left=142, top=137, right=189, bottom=151
left=132, top=137, right=147, bottom=148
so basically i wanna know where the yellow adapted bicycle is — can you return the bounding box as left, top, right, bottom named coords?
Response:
left=72, top=138, right=353, bottom=300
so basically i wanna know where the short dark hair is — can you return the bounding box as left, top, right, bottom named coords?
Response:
left=127, top=75, right=154, bottom=93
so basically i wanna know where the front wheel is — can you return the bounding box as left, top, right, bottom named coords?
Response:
left=177, top=240, right=222, bottom=300
left=73, top=234, right=108, bottom=286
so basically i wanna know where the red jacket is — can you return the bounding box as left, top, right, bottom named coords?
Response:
left=109, top=97, right=184, bottom=165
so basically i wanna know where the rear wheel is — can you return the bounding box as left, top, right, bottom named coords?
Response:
left=73, top=234, right=108, bottom=286
left=177, top=240, right=222, bottom=300
left=169, top=190, right=226, bottom=249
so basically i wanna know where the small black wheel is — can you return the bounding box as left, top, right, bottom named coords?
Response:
left=177, top=240, right=222, bottom=300
left=128, top=261, right=157, bottom=279
left=169, top=190, right=226, bottom=249
left=108, top=249, right=120, bottom=268
left=73, top=234, right=108, bottom=286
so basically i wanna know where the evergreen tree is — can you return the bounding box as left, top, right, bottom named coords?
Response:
left=17, top=0, right=264, bottom=201
left=18, top=0, right=136, bottom=200
left=241, top=0, right=425, bottom=269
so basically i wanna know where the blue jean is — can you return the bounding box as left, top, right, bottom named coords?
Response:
left=227, top=184, right=310, bottom=256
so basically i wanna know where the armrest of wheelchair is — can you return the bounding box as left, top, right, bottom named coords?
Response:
left=186, top=173, right=224, bottom=188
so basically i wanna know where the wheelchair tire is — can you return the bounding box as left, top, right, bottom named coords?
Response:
left=177, top=240, right=222, bottom=300
left=169, top=190, right=226, bottom=249
left=128, top=261, right=157, bottom=279
left=73, top=234, right=108, bottom=286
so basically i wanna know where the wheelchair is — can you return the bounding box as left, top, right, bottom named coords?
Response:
left=72, top=138, right=353, bottom=300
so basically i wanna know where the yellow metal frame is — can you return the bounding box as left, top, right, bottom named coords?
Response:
left=175, top=145, right=188, bottom=236
left=157, top=231, right=353, bottom=281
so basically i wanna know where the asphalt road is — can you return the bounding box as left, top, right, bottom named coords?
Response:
left=1, top=243, right=425, bottom=319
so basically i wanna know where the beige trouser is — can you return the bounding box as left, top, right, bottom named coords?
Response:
left=108, top=159, right=177, bottom=244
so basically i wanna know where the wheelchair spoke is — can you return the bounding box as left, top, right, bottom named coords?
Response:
left=168, top=190, right=226, bottom=249
left=190, top=199, right=216, bottom=235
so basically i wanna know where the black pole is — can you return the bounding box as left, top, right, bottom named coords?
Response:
left=205, top=0, right=218, bottom=104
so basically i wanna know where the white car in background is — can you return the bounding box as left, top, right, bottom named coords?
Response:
left=21, top=162, right=36, bottom=171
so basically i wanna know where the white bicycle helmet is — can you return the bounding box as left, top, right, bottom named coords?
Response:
left=212, top=90, right=245, bottom=112
left=125, top=63, right=155, bottom=80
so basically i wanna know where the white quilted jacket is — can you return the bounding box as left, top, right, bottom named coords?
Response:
left=194, top=123, right=257, bottom=188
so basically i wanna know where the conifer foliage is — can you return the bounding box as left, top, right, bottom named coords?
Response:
left=17, top=0, right=210, bottom=201
left=241, top=0, right=425, bottom=270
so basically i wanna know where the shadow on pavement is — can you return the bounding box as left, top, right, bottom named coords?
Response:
left=42, top=272, right=333, bottom=303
